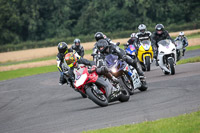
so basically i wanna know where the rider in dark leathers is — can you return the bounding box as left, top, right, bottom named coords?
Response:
left=174, top=32, right=188, bottom=56
left=69, top=38, right=85, bottom=58
left=92, top=32, right=119, bottom=62
left=95, top=39, right=145, bottom=77
left=151, top=24, right=175, bottom=66
left=135, top=24, right=152, bottom=44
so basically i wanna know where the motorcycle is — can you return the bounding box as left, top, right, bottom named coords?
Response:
left=137, top=40, right=154, bottom=71
left=125, top=44, right=137, bottom=60
left=104, top=54, right=148, bottom=95
left=73, top=65, right=130, bottom=107
left=175, top=40, right=184, bottom=62
left=157, top=39, right=176, bottom=75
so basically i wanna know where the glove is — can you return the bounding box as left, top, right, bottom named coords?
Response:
left=88, top=65, right=97, bottom=73
left=116, top=42, right=120, bottom=46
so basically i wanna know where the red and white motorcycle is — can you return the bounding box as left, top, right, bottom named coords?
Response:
left=73, top=65, right=130, bottom=107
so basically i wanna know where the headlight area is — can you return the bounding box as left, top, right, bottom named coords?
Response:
left=111, top=68, right=117, bottom=73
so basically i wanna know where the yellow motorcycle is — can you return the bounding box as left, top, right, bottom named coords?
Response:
left=137, top=40, right=154, bottom=71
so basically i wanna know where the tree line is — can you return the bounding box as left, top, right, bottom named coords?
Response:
left=0, top=0, right=200, bottom=46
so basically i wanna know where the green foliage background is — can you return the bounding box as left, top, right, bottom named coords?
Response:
left=0, top=0, right=200, bottom=52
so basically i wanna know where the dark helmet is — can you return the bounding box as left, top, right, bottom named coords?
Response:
left=58, top=42, right=68, bottom=54
left=138, top=24, right=146, bottom=34
left=155, top=24, right=164, bottom=35
left=94, top=32, right=104, bottom=41
left=74, top=38, right=81, bottom=47
left=96, top=39, right=109, bottom=53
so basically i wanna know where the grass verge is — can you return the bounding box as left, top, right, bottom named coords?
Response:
left=83, top=110, right=200, bottom=133
left=177, top=56, right=200, bottom=65
left=0, top=65, right=57, bottom=81
left=0, top=55, right=56, bottom=66
left=186, top=45, right=200, bottom=51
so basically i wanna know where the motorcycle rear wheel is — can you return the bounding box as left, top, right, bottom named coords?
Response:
left=86, top=86, right=108, bottom=107
left=138, top=80, right=148, bottom=91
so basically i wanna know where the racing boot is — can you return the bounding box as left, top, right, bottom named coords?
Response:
left=182, top=48, right=185, bottom=56
left=155, top=59, right=159, bottom=66
left=59, top=72, right=67, bottom=85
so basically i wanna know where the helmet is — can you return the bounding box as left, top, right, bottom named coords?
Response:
left=94, top=32, right=104, bottom=41
left=74, top=38, right=80, bottom=47
left=138, top=24, right=146, bottom=34
left=96, top=39, right=109, bottom=53
left=155, top=24, right=164, bottom=35
left=58, top=42, right=68, bottom=54
left=179, top=32, right=184, bottom=36
left=65, top=53, right=78, bottom=68
left=130, top=33, right=136, bottom=38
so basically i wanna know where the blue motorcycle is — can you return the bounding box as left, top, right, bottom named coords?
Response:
left=125, top=44, right=137, bottom=59
left=104, top=54, right=148, bottom=95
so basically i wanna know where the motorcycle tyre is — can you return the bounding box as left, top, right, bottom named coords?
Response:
left=119, top=74, right=134, bottom=95
left=86, top=86, right=108, bottom=107
left=168, top=58, right=175, bottom=75
left=118, top=84, right=130, bottom=102
left=145, top=56, right=151, bottom=71
left=138, top=80, right=148, bottom=91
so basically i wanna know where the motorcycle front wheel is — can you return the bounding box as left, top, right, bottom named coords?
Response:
left=86, top=86, right=108, bottom=107
left=118, top=84, right=130, bottom=102
left=119, top=74, right=134, bottom=95
left=145, top=56, right=151, bottom=71
left=168, top=58, right=175, bottom=75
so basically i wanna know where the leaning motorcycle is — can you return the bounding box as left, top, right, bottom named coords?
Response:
left=175, top=40, right=184, bottom=62
left=105, top=54, right=148, bottom=95
left=137, top=40, right=154, bottom=71
left=73, top=65, right=130, bottom=107
left=157, top=39, right=177, bottom=75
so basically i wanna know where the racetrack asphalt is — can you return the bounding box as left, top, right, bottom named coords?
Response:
left=0, top=51, right=200, bottom=133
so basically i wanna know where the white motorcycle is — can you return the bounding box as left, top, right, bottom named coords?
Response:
left=175, top=40, right=184, bottom=62
left=157, top=39, right=176, bottom=75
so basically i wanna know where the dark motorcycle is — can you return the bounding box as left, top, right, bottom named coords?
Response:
left=105, top=54, right=148, bottom=95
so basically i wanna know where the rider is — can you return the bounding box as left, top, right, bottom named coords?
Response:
left=65, top=52, right=119, bottom=92
left=96, top=39, right=145, bottom=77
left=56, top=42, right=80, bottom=85
left=124, top=33, right=138, bottom=50
left=92, top=32, right=119, bottom=62
left=151, top=24, right=175, bottom=66
left=135, top=24, right=152, bottom=44
left=174, top=32, right=188, bottom=56
left=69, top=38, right=85, bottom=57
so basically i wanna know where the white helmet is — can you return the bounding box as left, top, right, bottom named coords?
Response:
left=179, top=32, right=184, bottom=36
left=130, top=33, right=136, bottom=38
left=138, top=24, right=146, bottom=34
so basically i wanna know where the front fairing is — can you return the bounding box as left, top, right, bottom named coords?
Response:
left=105, top=54, right=127, bottom=76
left=158, top=40, right=176, bottom=55
left=137, top=40, right=154, bottom=62
left=126, top=45, right=137, bottom=57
